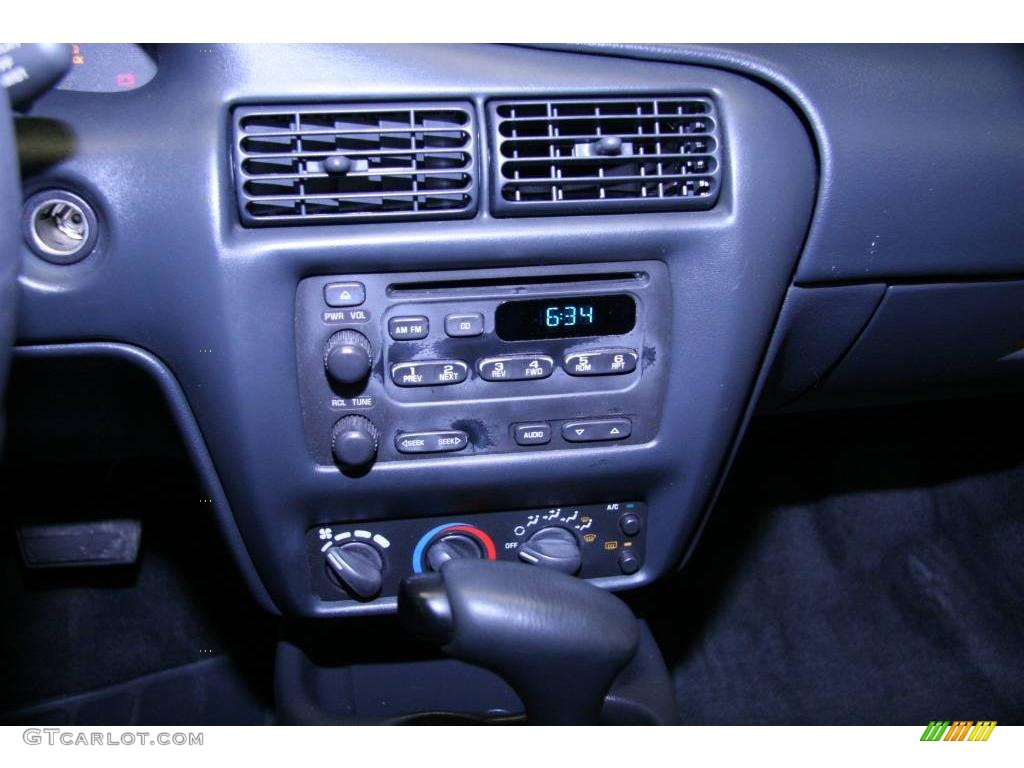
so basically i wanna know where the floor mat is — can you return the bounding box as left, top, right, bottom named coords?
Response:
left=2, top=656, right=273, bottom=726
left=0, top=457, right=276, bottom=717
left=647, top=396, right=1024, bottom=724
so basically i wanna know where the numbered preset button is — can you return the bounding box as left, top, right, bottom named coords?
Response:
left=563, top=348, right=638, bottom=376
left=478, top=354, right=554, bottom=382
left=390, top=360, right=469, bottom=387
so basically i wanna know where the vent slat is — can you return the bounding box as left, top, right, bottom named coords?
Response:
left=490, top=96, right=722, bottom=217
left=241, top=184, right=476, bottom=202
left=241, top=168, right=475, bottom=181
left=504, top=174, right=714, bottom=186
left=238, top=149, right=471, bottom=161
left=233, top=103, right=477, bottom=226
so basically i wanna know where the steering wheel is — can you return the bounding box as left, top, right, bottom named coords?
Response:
left=0, top=90, right=20, bottom=442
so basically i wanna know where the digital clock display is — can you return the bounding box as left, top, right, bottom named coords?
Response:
left=495, top=294, right=636, bottom=341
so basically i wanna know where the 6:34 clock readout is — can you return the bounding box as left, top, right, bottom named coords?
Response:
left=495, top=294, right=636, bottom=341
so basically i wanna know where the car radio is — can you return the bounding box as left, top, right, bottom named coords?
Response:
left=295, top=261, right=671, bottom=469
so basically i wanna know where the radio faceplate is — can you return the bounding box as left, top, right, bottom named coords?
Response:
left=295, top=262, right=671, bottom=467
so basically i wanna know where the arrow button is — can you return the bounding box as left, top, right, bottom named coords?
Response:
left=561, top=418, right=632, bottom=443
left=324, top=281, right=366, bottom=307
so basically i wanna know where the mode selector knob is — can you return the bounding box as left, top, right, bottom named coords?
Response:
left=325, top=542, right=384, bottom=600
left=518, top=527, right=582, bottom=575
left=324, top=330, right=373, bottom=386
left=332, top=415, right=380, bottom=469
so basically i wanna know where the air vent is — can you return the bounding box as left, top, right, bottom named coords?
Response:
left=233, top=103, right=477, bottom=226
left=490, top=96, right=722, bottom=217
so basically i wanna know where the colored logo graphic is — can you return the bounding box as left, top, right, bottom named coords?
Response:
left=920, top=721, right=997, bottom=741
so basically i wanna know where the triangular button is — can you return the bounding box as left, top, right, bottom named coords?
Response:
left=575, top=428, right=585, bottom=435
left=609, top=427, right=620, bottom=435
left=339, top=290, right=352, bottom=300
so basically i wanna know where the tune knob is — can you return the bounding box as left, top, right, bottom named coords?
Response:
left=425, top=534, right=483, bottom=572
left=324, top=330, right=373, bottom=386
left=518, top=527, right=582, bottom=575
left=325, top=541, right=384, bottom=600
left=331, top=414, right=380, bottom=469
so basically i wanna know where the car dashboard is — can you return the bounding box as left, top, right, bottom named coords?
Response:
left=2, top=42, right=1023, bottom=726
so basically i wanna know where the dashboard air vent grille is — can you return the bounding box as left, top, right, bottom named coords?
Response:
left=490, top=96, right=721, bottom=216
left=233, top=103, right=477, bottom=226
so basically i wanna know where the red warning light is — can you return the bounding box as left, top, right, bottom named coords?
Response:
left=116, top=72, right=137, bottom=89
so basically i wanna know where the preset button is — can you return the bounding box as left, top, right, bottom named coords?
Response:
left=478, top=354, right=554, bottom=382
left=563, top=348, right=638, bottom=376
left=395, top=430, right=469, bottom=454
left=390, top=360, right=469, bottom=387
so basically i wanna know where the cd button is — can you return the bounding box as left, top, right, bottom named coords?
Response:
left=563, top=349, right=638, bottom=376
left=445, top=313, right=484, bottom=337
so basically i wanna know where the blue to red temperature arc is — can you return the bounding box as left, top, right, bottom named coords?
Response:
left=411, top=523, right=497, bottom=573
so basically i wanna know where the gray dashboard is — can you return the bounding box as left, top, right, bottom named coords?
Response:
left=11, top=44, right=1023, bottom=616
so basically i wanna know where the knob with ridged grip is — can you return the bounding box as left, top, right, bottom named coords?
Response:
left=324, top=330, right=373, bottom=386
left=331, top=414, right=379, bottom=469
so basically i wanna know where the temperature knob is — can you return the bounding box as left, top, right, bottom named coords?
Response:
left=324, top=330, right=373, bottom=386
left=325, top=541, right=384, bottom=600
left=425, top=534, right=483, bottom=571
left=518, top=527, right=582, bottom=575
left=412, top=523, right=497, bottom=574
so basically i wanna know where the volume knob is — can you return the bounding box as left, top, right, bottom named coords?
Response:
left=332, top=414, right=380, bottom=469
left=324, top=330, right=373, bottom=386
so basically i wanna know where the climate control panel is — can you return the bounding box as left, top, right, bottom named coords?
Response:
left=295, top=262, right=671, bottom=469
left=307, top=501, right=647, bottom=605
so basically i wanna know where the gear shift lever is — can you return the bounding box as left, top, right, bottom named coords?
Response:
left=399, top=559, right=640, bottom=725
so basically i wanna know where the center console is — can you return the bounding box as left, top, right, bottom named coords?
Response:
left=295, top=262, right=668, bottom=605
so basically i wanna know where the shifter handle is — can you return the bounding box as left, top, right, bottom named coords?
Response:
left=399, top=559, right=639, bottom=725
